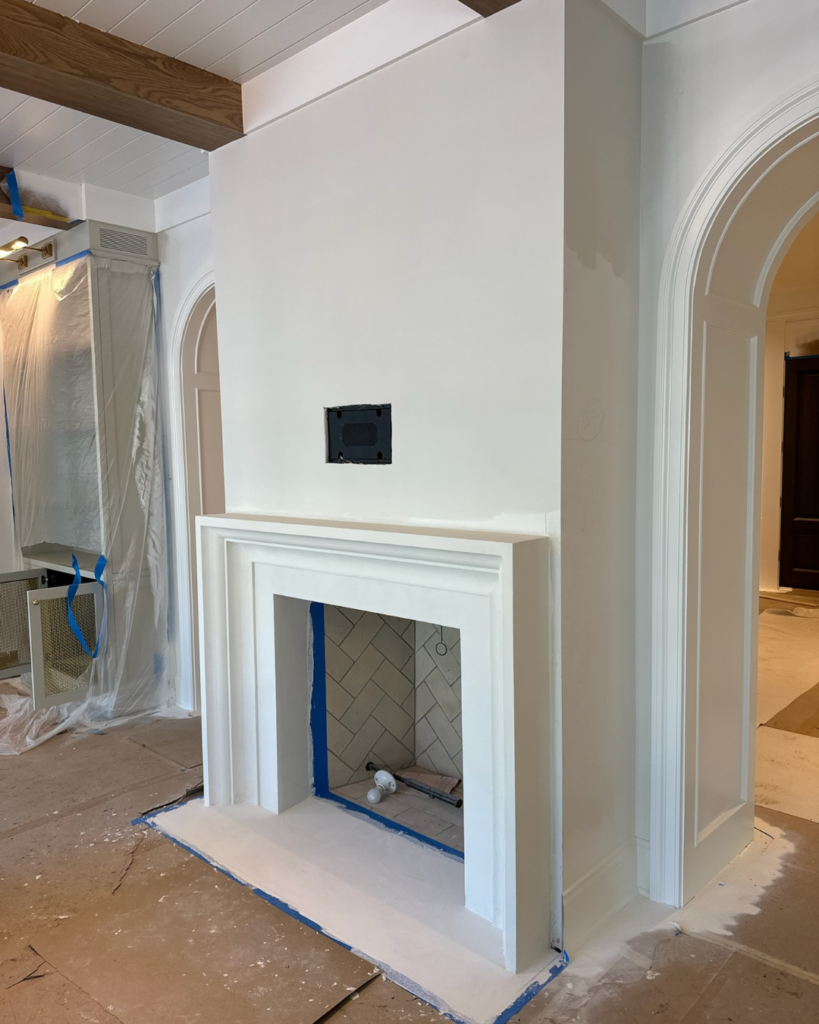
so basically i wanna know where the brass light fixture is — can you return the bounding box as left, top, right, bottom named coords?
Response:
left=0, top=236, right=54, bottom=270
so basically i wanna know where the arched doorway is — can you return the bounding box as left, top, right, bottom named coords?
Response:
left=180, top=286, right=225, bottom=709
left=651, top=89, right=819, bottom=906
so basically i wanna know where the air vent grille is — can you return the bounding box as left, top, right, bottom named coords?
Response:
left=98, top=228, right=149, bottom=256
left=0, top=577, right=37, bottom=672
left=40, top=593, right=95, bottom=696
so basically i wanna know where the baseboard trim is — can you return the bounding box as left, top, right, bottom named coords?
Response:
left=563, top=838, right=638, bottom=954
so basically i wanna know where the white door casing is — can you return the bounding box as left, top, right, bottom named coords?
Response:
left=651, top=81, right=819, bottom=906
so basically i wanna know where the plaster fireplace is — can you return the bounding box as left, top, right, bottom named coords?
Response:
left=158, top=514, right=559, bottom=1021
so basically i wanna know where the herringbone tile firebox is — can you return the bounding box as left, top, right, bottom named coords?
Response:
left=323, top=606, right=462, bottom=790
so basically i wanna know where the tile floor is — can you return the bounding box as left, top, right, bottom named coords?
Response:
left=333, top=776, right=464, bottom=851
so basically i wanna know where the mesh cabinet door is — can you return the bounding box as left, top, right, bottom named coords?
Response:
left=0, top=570, right=47, bottom=680
left=28, top=582, right=103, bottom=709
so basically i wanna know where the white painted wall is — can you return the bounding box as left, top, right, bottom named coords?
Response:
left=210, top=0, right=564, bottom=536
left=155, top=178, right=215, bottom=709
left=243, top=0, right=480, bottom=132
left=638, top=0, right=819, bottom=870
left=561, top=0, right=642, bottom=947
left=645, top=0, right=754, bottom=37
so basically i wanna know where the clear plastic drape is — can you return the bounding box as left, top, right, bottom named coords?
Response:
left=0, top=255, right=171, bottom=753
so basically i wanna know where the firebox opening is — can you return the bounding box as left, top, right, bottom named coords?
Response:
left=310, top=603, right=464, bottom=854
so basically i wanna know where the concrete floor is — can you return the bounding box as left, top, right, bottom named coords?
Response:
left=2, top=591, right=819, bottom=1023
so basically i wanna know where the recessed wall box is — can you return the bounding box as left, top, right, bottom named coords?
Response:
left=326, top=404, right=391, bottom=464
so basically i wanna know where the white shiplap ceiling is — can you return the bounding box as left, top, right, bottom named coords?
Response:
left=0, top=0, right=385, bottom=199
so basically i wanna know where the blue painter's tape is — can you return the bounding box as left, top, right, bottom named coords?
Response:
left=5, top=169, right=23, bottom=220
left=323, top=788, right=465, bottom=860
left=309, top=602, right=330, bottom=796
left=3, top=389, right=14, bottom=525
left=488, top=952, right=570, bottom=1024
left=0, top=249, right=91, bottom=292
left=67, top=553, right=108, bottom=657
left=135, top=796, right=568, bottom=1024
left=132, top=798, right=357, bottom=954
left=56, top=249, right=92, bottom=268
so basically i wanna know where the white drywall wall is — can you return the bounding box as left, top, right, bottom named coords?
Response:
left=601, top=0, right=646, bottom=35
left=155, top=181, right=215, bottom=709
left=243, top=0, right=480, bottom=132
left=562, top=0, right=641, bottom=949
left=210, top=0, right=564, bottom=535
left=646, top=0, right=752, bottom=37
left=637, top=0, right=819, bottom=859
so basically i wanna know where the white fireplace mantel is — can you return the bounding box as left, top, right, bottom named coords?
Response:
left=193, top=513, right=557, bottom=981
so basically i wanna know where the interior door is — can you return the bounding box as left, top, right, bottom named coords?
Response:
left=779, top=355, right=819, bottom=589
left=683, top=301, right=764, bottom=903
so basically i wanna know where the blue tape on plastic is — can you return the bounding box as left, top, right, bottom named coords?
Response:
left=3, top=389, right=14, bottom=524
left=5, top=169, right=23, bottom=220
left=56, top=249, right=91, bottom=268
left=67, top=553, right=108, bottom=658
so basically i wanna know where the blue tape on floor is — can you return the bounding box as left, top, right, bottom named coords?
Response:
left=489, top=953, right=570, bottom=1024
left=134, top=796, right=567, bottom=1024
left=321, top=788, right=465, bottom=859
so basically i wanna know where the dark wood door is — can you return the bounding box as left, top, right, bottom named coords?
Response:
left=780, top=355, right=819, bottom=589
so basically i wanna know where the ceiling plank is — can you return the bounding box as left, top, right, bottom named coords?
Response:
left=457, top=0, right=523, bottom=14
left=0, top=0, right=243, bottom=151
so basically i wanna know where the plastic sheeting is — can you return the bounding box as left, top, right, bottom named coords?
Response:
left=0, top=255, right=171, bottom=753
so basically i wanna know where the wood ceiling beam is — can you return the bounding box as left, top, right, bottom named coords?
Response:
left=458, top=0, right=524, bottom=15
left=0, top=0, right=243, bottom=151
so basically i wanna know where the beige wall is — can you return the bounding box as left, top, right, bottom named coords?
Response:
left=562, top=0, right=643, bottom=943
left=760, top=212, right=819, bottom=592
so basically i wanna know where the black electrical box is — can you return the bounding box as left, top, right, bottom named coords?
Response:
left=326, top=404, right=391, bottom=464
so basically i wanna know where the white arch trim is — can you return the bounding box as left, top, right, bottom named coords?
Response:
left=650, top=75, right=819, bottom=907
left=165, top=270, right=216, bottom=712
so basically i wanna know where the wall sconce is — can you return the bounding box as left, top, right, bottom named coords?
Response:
left=0, top=236, right=54, bottom=271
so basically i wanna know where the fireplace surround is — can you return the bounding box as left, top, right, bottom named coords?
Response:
left=190, top=513, right=557, bottom=989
